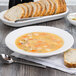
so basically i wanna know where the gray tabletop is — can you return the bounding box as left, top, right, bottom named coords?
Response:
left=0, top=5, right=76, bottom=76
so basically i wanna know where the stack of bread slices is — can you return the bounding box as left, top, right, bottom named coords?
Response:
left=4, top=0, right=66, bottom=21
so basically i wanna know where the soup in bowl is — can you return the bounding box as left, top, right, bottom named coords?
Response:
left=15, top=32, right=64, bottom=53
left=5, top=26, right=74, bottom=57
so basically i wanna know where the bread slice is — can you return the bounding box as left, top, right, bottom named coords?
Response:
left=35, top=2, right=42, bottom=16
left=53, top=0, right=62, bottom=14
left=64, top=49, right=76, bottom=68
left=18, top=4, right=29, bottom=18
left=4, top=6, right=25, bottom=21
left=59, top=0, right=64, bottom=13
left=62, top=0, right=66, bottom=12
left=37, top=1, right=46, bottom=16
left=48, top=0, right=56, bottom=15
left=29, top=2, right=38, bottom=17
left=55, top=0, right=66, bottom=13
left=40, top=0, right=51, bottom=16
left=23, top=3, right=33, bottom=17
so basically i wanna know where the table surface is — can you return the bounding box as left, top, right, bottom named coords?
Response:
left=0, top=5, right=76, bottom=76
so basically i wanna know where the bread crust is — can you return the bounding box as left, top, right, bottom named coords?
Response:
left=36, top=2, right=42, bottom=16
left=64, top=49, right=76, bottom=68
left=23, top=3, right=33, bottom=17
left=20, top=7, right=25, bottom=18
left=59, top=0, right=66, bottom=13
left=4, top=6, right=25, bottom=21
left=18, top=4, right=29, bottom=18
left=48, top=0, right=56, bottom=15
left=53, top=0, right=62, bottom=14
left=38, top=1, right=46, bottom=16
left=59, top=0, right=63, bottom=13
left=62, top=0, right=66, bottom=12
left=30, top=2, right=38, bottom=17
left=45, top=0, right=52, bottom=15
left=33, top=2, right=38, bottom=17
left=64, top=61, right=76, bottom=68
left=22, top=4, right=29, bottom=18
left=40, top=0, right=51, bottom=16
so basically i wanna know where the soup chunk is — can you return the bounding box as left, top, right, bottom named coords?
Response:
left=15, top=32, right=64, bottom=53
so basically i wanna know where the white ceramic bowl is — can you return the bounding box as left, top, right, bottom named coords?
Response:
left=5, top=26, right=74, bottom=57
left=67, top=13, right=76, bottom=26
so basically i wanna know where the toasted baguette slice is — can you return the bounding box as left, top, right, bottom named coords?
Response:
left=18, top=4, right=29, bottom=18
left=29, top=2, right=38, bottom=17
left=36, top=2, right=42, bottom=16
left=40, top=0, right=51, bottom=16
left=53, top=0, right=62, bottom=14
left=64, top=49, right=76, bottom=68
left=37, top=1, right=46, bottom=16
left=23, top=3, right=33, bottom=17
left=48, top=0, right=56, bottom=15
left=4, top=6, right=24, bottom=21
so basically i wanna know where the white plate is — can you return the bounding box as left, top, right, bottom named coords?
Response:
left=0, top=8, right=69, bottom=27
left=5, top=26, right=74, bottom=57
left=67, top=13, right=76, bottom=26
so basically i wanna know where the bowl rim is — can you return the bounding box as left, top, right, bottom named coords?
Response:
left=67, top=13, right=76, bottom=22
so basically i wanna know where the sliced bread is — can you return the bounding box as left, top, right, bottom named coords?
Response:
left=18, top=4, right=29, bottom=18
left=23, top=3, right=33, bottom=17
left=64, top=49, right=76, bottom=68
left=40, top=0, right=51, bottom=16
left=48, top=0, right=56, bottom=15
left=53, top=0, right=62, bottom=14
left=59, top=0, right=64, bottom=13
left=4, top=6, right=25, bottom=21
left=37, top=1, right=46, bottom=16
left=62, top=0, right=66, bottom=12
left=29, top=2, right=38, bottom=17
left=35, top=2, right=42, bottom=16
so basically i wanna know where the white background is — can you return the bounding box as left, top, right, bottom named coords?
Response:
left=0, top=0, right=76, bottom=5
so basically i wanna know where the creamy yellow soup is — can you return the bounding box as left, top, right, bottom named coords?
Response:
left=15, top=32, right=64, bottom=53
